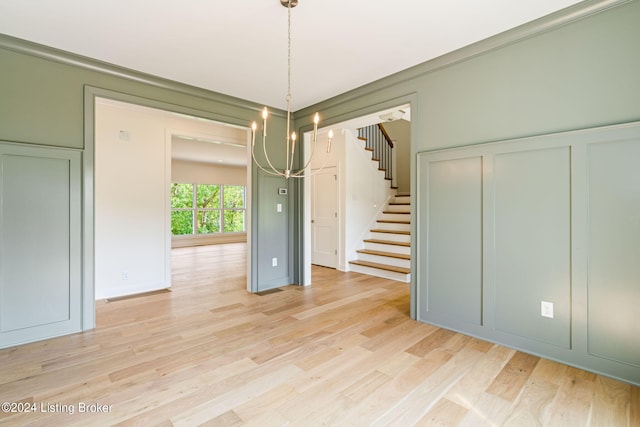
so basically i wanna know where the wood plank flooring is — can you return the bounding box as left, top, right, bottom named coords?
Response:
left=0, top=243, right=638, bottom=426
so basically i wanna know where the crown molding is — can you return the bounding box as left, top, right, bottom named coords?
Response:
left=0, top=33, right=283, bottom=116
left=1, top=0, right=629, bottom=119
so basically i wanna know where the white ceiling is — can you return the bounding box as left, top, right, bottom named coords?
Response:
left=0, top=0, right=584, bottom=111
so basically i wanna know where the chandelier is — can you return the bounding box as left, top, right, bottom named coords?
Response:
left=250, top=0, right=333, bottom=179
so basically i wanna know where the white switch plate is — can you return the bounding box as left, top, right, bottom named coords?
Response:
left=541, top=301, right=554, bottom=318
left=276, top=203, right=282, bottom=213
left=272, top=257, right=278, bottom=267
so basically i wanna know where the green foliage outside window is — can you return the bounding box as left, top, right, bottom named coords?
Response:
left=171, top=183, right=193, bottom=208
left=171, top=183, right=194, bottom=235
left=171, top=210, right=193, bottom=236
left=223, top=185, right=245, bottom=232
left=197, top=210, right=221, bottom=234
left=224, top=210, right=245, bottom=233
left=196, top=184, right=220, bottom=208
left=171, top=183, right=245, bottom=236
left=223, top=185, right=245, bottom=209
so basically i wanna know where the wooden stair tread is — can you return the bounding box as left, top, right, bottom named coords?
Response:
left=377, top=219, right=410, bottom=224
left=364, top=239, right=411, bottom=247
left=389, top=202, right=410, bottom=206
left=383, top=211, right=410, bottom=215
left=371, top=229, right=410, bottom=235
left=357, top=249, right=410, bottom=260
left=349, top=260, right=410, bottom=274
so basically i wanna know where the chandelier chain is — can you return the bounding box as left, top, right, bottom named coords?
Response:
left=287, top=0, right=292, bottom=103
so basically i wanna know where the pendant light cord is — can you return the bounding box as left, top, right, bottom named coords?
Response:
left=287, top=0, right=292, bottom=104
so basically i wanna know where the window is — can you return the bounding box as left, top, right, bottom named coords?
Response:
left=171, top=183, right=245, bottom=236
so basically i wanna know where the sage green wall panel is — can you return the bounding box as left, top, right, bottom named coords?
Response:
left=0, top=143, right=81, bottom=348
left=493, top=147, right=571, bottom=348
left=423, top=157, right=482, bottom=325
left=1, top=155, right=70, bottom=330
left=421, top=156, right=483, bottom=326
left=587, top=138, right=640, bottom=367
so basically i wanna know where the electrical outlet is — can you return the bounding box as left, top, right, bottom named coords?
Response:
left=122, top=271, right=129, bottom=280
left=272, top=257, right=278, bottom=267
left=541, top=301, right=554, bottom=319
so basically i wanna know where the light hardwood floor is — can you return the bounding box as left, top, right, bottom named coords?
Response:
left=0, top=243, right=638, bottom=426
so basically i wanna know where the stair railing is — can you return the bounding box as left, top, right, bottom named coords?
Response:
left=357, top=124, right=395, bottom=185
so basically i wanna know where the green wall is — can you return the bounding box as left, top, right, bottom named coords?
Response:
left=416, top=1, right=640, bottom=150
left=295, top=0, right=640, bottom=385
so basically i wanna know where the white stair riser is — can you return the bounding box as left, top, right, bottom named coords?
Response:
left=380, top=213, right=411, bottom=222
left=394, top=196, right=411, bottom=204
left=369, top=232, right=410, bottom=243
left=387, top=204, right=410, bottom=213
left=349, top=263, right=410, bottom=283
left=363, top=242, right=411, bottom=255
left=357, top=253, right=410, bottom=268
left=376, top=222, right=410, bottom=232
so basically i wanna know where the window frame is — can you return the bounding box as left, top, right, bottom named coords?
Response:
left=171, top=183, right=246, bottom=236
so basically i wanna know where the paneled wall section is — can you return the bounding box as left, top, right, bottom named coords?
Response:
left=417, top=122, right=640, bottom=385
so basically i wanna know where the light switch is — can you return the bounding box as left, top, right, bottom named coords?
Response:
left=276, top=203, right=282, bottom=212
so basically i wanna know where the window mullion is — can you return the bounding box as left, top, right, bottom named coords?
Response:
left=192, top=183, right=197, bottom=235
left=220, top=185, right=225, bottom=234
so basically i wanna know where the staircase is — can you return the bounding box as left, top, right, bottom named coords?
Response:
left=349, top=194, right=411, bottom=282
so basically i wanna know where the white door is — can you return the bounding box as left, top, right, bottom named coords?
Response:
left=311, top=167, right=338, bottom=268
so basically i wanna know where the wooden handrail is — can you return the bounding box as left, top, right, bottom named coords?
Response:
left=377, top=124, right=394, bottom=148
left=357, top=124, right=395, bottom=186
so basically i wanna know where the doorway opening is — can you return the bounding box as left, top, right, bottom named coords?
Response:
left=303, top=104, right=412, bottom=285
left=93, top=97, right=252, bottom=303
